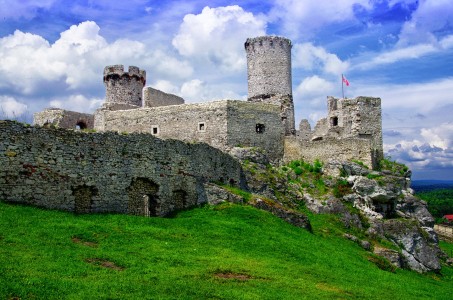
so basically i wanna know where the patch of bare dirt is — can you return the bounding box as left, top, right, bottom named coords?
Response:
left=85, top=258, right=125, bottom=271
left=71, top=236, right=98, bottom=248
left=214, top=272, right=253, bottom=281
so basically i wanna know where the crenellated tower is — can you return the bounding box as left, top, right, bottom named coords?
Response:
left=245, top=36, right=295, bottom=135
left=103, top=65, right=146, bottom=108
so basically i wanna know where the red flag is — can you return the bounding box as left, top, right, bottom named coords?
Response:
left=342, top=74, right=350, bottom=86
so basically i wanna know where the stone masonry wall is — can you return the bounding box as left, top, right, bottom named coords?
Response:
left=104, top=65, right=146, bottom=107
left=245, top=36, right=292, bottom=98
left=0, top=121, right=245, bottom=216
left=99, top=100, right=285, bottom=162
left=33, top=108, right=94, bottom=130
left=283, top=136, right=374, bottom=167
left=143, top=87, right=185, bottom=108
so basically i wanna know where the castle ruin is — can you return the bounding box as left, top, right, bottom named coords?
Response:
left=33, top=35, right=383, bottom=167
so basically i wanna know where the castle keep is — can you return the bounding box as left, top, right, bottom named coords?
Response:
left=3, top=35, right=383, bottom=215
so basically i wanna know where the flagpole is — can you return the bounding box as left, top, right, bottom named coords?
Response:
left=341, top=74, right=344, bottom=99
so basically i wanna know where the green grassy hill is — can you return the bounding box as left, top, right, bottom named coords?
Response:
left=1, top=201, right=452, bottom=299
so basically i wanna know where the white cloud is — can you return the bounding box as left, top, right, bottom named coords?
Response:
left=293, top=43, right=349, bottom=75
left=351, top=78, right=453, bottom=111
left=49, top=95, right=103, bottom=113
left=150, top=80, right=180, bottom=96
left=355, top=43, right=437, bottom=69
left=420, top=123, right=453, bottom=149
left=0, top=20, right=193, bottom=113
left=295, top=76, right=335, bottom=97
left=397, top=0, right=453, bottom=47
left=0, top=96, right=28, bottom=118
left=172, top=5, right=266, bottom=71
left=268, top=0, right=371, bottom=38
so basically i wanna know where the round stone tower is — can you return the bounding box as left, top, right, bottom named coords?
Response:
left=103, top=65, right=146, bottom=108
left=245, top=36, right=295, bottom=135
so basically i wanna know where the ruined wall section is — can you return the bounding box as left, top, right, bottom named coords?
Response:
left=227, top=101, right=284, bottom=162
left=103, top=65, right=146, bottom=108
left=101, top=101, right=230, bottom=150
left=99, top=100, right=285, bottom=162
left=0, top=121, right=245, bottom=216
left=143, top=87, right=185, bottom=108
left=284, top=136, right=374, bottom=168
left=245, top=36, right=295, bottom=135
left=33, top=108, right=94, bottom=130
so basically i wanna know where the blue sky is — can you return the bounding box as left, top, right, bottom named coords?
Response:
left=0, top=0, right=452, bottom=180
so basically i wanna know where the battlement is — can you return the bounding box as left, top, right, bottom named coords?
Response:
left=103, top=65, right=146, bottom=84
left=103, top=65, right=146, bottom=108
left=244, top=36, right=292, bottom=52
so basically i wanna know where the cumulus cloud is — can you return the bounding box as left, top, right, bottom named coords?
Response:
left=397, top=0, right=453, bottom=47
left=0, top=21, right=193, bottom=113
left=179, top=79, right=244, bottom=103
left=172, top=6, right=266, bottom=71
left=384, top=122, right=453, bottom=178
left=49, top=95, right=103, bottom=113
left=295, top=76, right=335, bottom=98
left=0, top=96, right=28, bottom=118
left=293, top=43, right=349, bottom=75
left=268, top=0, right=371, bottom=38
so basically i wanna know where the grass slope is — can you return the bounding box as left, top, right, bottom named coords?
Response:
left=1, top=202, right=452, bottom=299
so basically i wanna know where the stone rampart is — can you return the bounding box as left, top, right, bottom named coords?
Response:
left=33, top=108, right=94, bottom=130
left=0, top=121, right=245, bottom=216
left=143, top=87, right=184, bottom=108
left=284, top=136, right=374, bottom=167
left=98, top=100, right=284, bottom=162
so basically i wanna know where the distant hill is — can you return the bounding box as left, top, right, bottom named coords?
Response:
left=411, top=180, right=453, bottom=193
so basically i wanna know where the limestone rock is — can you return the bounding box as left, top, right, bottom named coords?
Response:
left=341, top=161, right=371, bottom=176
left=250, top=198, right=311, bottom=231
left=204, top=184, right=244, bottom=205
left=373, top=246, right=403, bottom=268
left=383, top=219, right=441, bottom=273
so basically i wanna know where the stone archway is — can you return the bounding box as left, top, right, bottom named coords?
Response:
left=127, top=178, right=159, bottom=216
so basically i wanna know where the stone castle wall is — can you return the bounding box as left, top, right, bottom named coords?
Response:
left=284, top=136, right=374, bottom=168
left=33, top=108, right=94, bottom=130
left=104, top=65, right=146, bottom=108
left=98, top=100, right=285, bottom=162
left=0, top=121, right=245, bottom=216
left=143, top=87, right=185, bottom=108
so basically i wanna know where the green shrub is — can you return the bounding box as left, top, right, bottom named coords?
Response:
left=333, top=179, right=351, bottom=198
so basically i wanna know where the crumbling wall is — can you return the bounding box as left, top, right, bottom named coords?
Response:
left=284, top=136, right=374, bottom=168
left=0, top=121, right=245, bottom=216
left=143, top=87, right=184, bottom=108
left=33, top=108, right=94, bottom=130
left=98, top=100, right=285, bottom=162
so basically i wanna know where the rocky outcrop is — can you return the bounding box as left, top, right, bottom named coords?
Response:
left=250, top=198, right=312, bottom=231
left=382, top=219, right=441, bottom=272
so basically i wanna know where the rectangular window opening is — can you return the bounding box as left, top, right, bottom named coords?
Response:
left=198, top=122, right=206, bottom=132
left=151, top=125, right=159, bottom=135
left=331, top=117, right=338, bottom=127
left=256, top=123, right=265, bottom=134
